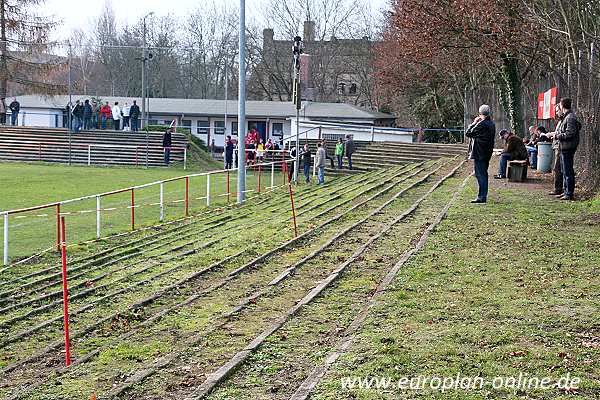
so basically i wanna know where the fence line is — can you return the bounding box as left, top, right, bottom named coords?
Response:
left=1, top=158, right=294, bottom=266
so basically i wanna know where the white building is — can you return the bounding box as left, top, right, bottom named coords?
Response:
left=10, top=95, right=413, bottom=147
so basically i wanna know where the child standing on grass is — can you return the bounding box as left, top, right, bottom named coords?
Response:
left=335, top=138, right=344, bottom=169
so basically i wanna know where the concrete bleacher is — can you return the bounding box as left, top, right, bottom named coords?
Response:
left=291, top=139, right=468, bottom=172
left=0, top=127, right=188, bottom=167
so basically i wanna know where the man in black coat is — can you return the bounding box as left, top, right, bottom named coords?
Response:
left=130, top=100, right=140, bottom=132
left=83, top=99, right=93, bottom=130
left=465, top=104, right=496, bottom=204
left=9, top=98, right=20, bottom=126
left=555, top=98, right=580, bottom=200
left=163, top=128, right=173, bottom=166
left=224, top=135, right=234, bottom=169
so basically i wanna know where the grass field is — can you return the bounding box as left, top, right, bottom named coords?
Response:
left=0, top=160, right=598, bottom=400
left=0, top=161, right=278, bottom=260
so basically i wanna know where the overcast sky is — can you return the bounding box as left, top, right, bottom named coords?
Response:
left=42, top=0, right=390, bottom=41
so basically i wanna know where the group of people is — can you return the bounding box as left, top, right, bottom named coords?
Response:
left=0, top=98, right=21, bottom=126
left=68, top=100, right=141, bottom=132
left=222, top=132, right=357, bottom=186
left=297, top=135, right=356, bottom=185
left=466, top=97, right=581, bottom=203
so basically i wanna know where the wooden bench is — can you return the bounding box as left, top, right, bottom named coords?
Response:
left=508, top=160, right=528, bottom=182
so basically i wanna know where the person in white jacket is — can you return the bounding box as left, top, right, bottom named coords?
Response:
left=315, top=142, right=326, bottom=185
left=122, top=102, right=131, bottom=131
left=112, top=102, right=121, bottom=130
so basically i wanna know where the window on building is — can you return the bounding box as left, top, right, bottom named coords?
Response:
left=231, top=121, right=238, bottom=136
left=181, top=119, right=192, bottom=133
left=338, top=82, right=346, bottom=95
left=349, top=83, right=358, bottom=95
left=197, top=120, right=209, bottom=136
left=215, top=120, right=225, bottom=135
left=272, top=122, right=284, bottom=137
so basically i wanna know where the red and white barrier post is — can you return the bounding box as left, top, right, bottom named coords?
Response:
left=206, top=174, right=211, bottom=206
left=130, top=189, right=135, bottom=230
left=227, top=170, right=231, bottom=203
left=159, top=183, right=165, bottom=222
left=56, top=204, right=61, bottom=251
left=257, top=164, right=262, bottom=193
left=60, top=216, right=72, bottom=367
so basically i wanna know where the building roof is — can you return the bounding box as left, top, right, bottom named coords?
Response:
left=15, top=95, right=393, bottom=121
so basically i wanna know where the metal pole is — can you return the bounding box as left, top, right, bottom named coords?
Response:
left=67, top=42, right=72, bottom=166
left=96, top=196, right=101, bottom=239
left=206, top=174, right=211, bottom=206
left=60, top=216, right=71, bottom=367
left=3, top=212, right=8, bottom=266
left=224, top=61, right=228, bottom=136
left=87, top=145, right=91, bottom=166
left=237, top=0, right=247, bottom=204
left=159, top=182, right=164, bottom=222
left=294, top=108, right=300, bottom=183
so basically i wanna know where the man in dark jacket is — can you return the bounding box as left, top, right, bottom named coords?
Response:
left=83, top=100, right=93, bottom=130
left=162, top=128, right=173, bottom=166
left=72, top=100, right=84, bottom=132
left=556, top=98, right=580, bottom=200
left=495, top=129, right=528, bottom=179
left=301, top=144, right=312, bottom=183
left=465, top=104, right=496, bottom=203
left=9, top=98, right=19, bottom=126
left=543, top=105, right=565, bottom=196
left=130, top=100, right=140, bottom=132
left=344, top=135, right=356, bottom=170
left=224, top=135, right=234, bottom=169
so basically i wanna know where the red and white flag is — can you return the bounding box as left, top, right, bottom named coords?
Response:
left=537, top=87, right=557, bottom=120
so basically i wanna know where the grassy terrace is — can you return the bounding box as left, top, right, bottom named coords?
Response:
left=0, top=159, right=598, bottom=400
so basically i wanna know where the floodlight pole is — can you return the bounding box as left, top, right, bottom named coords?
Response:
left=142, top=12, right=153, bottom=168
left=67, top=41, right=72, bottom=166
left=237, top=0, right=246, bottom=203
left=292, top=36, right=303, bottom=184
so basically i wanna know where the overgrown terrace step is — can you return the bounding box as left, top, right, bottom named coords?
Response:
left=372, top=142, right=468, bottom=152
left=359, top=147, right=466, bottom=158
left=352, top=151, right=442, bottom=161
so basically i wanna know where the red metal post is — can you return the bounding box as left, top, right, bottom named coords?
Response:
left=130, top=189, right=135, bottom=230
left=56, top=204, right=61, bottom=251
left=185, top=177, right=189, bottom=217
left=283, top=162, right=298, bottom=237
left=60, top=216, right=71, bottom=367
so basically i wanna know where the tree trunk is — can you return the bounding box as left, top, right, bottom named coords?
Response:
left=498, top=54, right=524, bottom=137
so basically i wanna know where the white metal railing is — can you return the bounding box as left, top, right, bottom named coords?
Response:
left=1, top=157, right=294, bottom=266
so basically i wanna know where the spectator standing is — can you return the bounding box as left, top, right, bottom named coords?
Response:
left=100, top=102, right=111, bottom=129
left=465, top=104, right=496, bottom=204
left=544, top=105, right=565, bottom=196
left=122, top=102, right=131, bottom=131
left=91, top=100, right=99, bottom=129
left=9, top=97, right=20, bottom=126
left=224, top=135, right=234, bottom=169
left=83, top=99, right=93, bottom=130
left=162, top=127, right=173, bottom=166
left=256, top=138, right=265, bottom=163
left=0, top=98, right=6, bottom=125
left=112, top=102, right=121, bottom=131
left=130, top=100, right=140, bottom=132
left=72, top=100, right=84, bottom=132
left=494, top=129, right=528, bottom=179
left=556, top=98, right=580, bottom=200
left=344, top=134, right=355, bottom=170
left=315, top=142, right=326, bottom=185
left=301, top=143, right=312, bottom=183
left=335, top=138, right=344, bottom=169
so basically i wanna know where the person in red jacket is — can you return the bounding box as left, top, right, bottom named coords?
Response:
left=100, top=102, right=112, bottom=130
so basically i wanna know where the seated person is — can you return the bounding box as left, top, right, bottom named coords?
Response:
left=525, top=126, right=540, bottom=169
left=495, top=129, right=528, bottom=179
